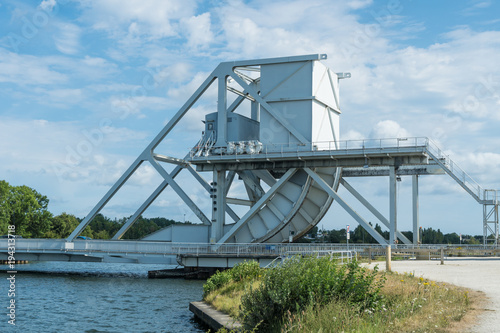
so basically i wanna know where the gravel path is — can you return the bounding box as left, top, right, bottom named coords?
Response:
left=366, top=257, right=500, bottom=332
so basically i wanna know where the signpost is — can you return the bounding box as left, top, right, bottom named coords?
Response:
left=346, top=225, right=350, bottom=251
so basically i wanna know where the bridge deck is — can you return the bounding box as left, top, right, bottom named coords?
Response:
left=1, top=239, right=497, bottom=265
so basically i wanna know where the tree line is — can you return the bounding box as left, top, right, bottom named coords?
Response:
left=300, top=224, right=485, bottom=245
left=0, top=180, right=487, bottom=243
left=0, top=180, right=181, bottom=239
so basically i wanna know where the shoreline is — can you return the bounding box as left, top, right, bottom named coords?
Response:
left=190, top=301, right=242, bottom=332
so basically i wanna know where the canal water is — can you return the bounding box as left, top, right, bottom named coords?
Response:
left=1, top=262, right=208, bottom=332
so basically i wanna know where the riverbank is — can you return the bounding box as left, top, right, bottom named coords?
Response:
left=199, top=258, right=478, bottom=332
left=365, top=257, right=498, bottom=332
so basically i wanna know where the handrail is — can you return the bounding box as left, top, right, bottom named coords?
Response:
left=1, top=239, right=499, bottom=256
left=188, top=136, right=499, bottom=205
left=190, top=137, right=430, bottom=160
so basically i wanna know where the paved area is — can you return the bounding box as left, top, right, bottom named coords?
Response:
left=366, top=257, right=500, bottom=333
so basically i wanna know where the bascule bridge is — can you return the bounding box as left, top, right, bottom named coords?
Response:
left=1, top=54, right=498, bottom=266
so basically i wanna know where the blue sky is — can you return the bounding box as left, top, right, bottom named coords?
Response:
left=1, top=0, right=499, bottom=236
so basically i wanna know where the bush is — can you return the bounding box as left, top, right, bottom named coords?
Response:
left=229, top=260, right=261, bottom=282
left=203, top=261, right=263, bottom=298
left=240, top=256, right=385, bottom=331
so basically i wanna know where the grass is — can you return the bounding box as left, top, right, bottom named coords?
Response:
left=204, top=263, right=476, bottom=333
left=204, top=279, right=261, bottom=318
left=279, top=272, right=471, bottom=333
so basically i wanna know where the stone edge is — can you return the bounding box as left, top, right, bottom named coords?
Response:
left=190, top=301, right=242, bottom=332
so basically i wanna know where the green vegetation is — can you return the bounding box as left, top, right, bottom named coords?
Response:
left=203, top=258, right=472, bottom=333
left=1, top=180, right=52, bottom=237
left=0, top=180, right=182, bottom=239
left=301, top=223, right=487, bottom=245
left=203, top=260, right=262, bottom=298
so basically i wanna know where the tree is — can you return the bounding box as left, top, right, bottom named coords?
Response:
left=46, top=213, right=80, bottom=238
left=0, top=180, right=10, bottom=234
left=352, top=223, right=377, bottom=243
left=3, top=182, right=53, bottom=238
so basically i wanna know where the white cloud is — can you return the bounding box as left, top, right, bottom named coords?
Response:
left=110, top=95, right=171, bottom=119
left=452, top=152, right=500, bottom=186
left=0, top=49, right=118, bottom=87
left=0, top=118, right=148, bottom=179
left=369, top=120, right=410, bottom=139
left=341, top=129, right=365, bottom=141
left=54, top=23, right=81, bottom=55
left=79, top=0, right=197, bottom=38
left=0, top=49, right=67, bottom=85
left=346, top=0, right=373, bottom=10
left=38, top=0, right=57, bottom=12
left=181, top=13, right=214, bottom=50
left=39, top=88, right=84, bottom=108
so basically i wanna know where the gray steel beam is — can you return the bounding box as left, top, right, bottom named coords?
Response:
left=149, top=157, right=211, bottom=225
left=152, top=154, right=188, bottom=166
left=211, top=169, right=226, bottom=242
left=304, top=168, right=388, bottom=245
left=342, top=165, right=444, bottom=177
left=194, top=155, right=429, bottom=171
left=340, top=178, right=411, bottom=245
left=227, top=54, right=326, bottom=68
left=217, top=168, right=298, bottom=244
left=216, top=76, right=228, bottom=147
left=225, top=171, right=236, bottom=196
left=186, top=165, right=239, bottom=222
left=226, top=198, right=253, bottom=206
left=389, top=167, right=397, bottom=246
left=412, top=175, right=420, bottom=245
left=239, top=170, right=265, bottom=197
left=252, top=170, right=277, bottom=187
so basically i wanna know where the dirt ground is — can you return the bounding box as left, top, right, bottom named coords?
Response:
left=366, top=257, right=499, bottom=332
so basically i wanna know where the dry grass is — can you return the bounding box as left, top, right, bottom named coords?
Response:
left=280, top=271, right=479, bottom=333
left=205, top=280, right=261, bottom=319
left=378, top=271, right=473, bottom=332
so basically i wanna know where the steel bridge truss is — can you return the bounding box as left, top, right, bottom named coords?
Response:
left=66, top=54, right=499, bottom=247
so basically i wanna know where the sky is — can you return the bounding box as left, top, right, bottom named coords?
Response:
left=1, top=0, right=500, bottom=237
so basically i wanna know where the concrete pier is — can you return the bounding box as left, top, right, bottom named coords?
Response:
left=190, top=301, right=242, bottom=331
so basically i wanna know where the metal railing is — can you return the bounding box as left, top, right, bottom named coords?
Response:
left=426, top=139, right=500, bottom=204
left=425, top=138, right=488, bottom=202
left=189, top=137, right=430, bottom=161
left=2, top=239, right=499, bottom=257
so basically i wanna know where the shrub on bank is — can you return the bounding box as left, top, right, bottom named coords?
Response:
left=239, top=256, right=385, bottom=331
left=203, top=258, right=474, bottom=333
left=203, top=260, right=262, bottom=298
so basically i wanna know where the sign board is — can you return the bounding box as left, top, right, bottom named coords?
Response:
left=346, top=225, right=350, bottom=240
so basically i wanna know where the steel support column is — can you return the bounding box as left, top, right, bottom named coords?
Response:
left=211, top=168, right=226, bottom=243
left=389, top=167, right=397, bottom=246
left=412, top=175, right=420, bottom=245
left=215, top=75, right=227, bottom=147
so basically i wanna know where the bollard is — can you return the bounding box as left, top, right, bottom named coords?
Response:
left=440, top=248, right=444, bottom=265
left=368, top=248, right=372, bottom=264
left=386, top=246, right=392, bottom=272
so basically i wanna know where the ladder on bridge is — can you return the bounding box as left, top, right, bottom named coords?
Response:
left=424, top=140, right=499, bottom=245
